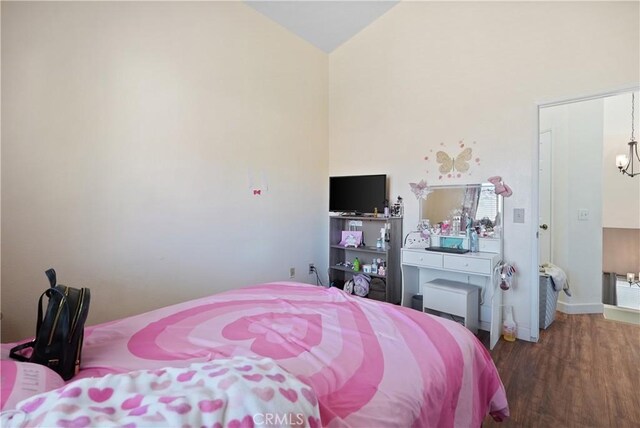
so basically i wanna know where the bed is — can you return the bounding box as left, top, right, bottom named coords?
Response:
left=1, top=282, right=508, bottom=426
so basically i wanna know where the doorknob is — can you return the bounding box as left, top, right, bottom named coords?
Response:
left=539, top=224, right=548, bottom=230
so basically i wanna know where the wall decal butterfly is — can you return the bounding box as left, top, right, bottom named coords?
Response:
left=409, top=179, right=431, bottom=200
left=436, top=147, right=473, bottom=174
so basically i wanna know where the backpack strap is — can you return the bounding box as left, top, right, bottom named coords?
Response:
left=36, top=288, right=62, bottom=335
left=9, top=341, right=35, bottom=362
left=11, top=288, right=67, bottom=362
left=45, top=269, right=57, bottom=288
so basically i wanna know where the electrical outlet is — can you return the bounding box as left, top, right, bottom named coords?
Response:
left=289, top=267, right=295, bottom=278
left=308, top=263, right=315, bottom=275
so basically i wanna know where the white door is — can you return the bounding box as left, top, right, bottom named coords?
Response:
left=538, top=130, right=552, bottom=266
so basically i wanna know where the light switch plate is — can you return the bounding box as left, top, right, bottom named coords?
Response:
left=514, top=208, right=525, bottom=224
left=578, top=209, right=589, bottom=221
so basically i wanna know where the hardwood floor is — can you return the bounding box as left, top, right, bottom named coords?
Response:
left=483, top=312, right=640, bottom=427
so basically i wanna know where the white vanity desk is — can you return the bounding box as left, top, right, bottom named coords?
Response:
left=401, top=248, right=502, bottom=344
left=401, top=183, right=504, bottom=349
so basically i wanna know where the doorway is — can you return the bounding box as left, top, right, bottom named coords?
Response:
left=536, top=86, right=640, bottom=321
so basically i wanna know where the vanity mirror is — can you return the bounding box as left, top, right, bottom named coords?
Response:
left=420, top=183, right=503, bottom=247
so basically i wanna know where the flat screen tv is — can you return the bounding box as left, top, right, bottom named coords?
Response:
left=329, top=174, right=387, bottom=215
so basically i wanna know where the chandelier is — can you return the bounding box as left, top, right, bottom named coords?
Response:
left=616, top=92, right=639, bottom=177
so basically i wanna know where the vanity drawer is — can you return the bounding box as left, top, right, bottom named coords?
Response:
left=443, top=255, right=491, bottom=274
left=402, top=250, right=443, bottom=268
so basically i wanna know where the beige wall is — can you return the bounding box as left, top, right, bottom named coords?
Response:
left=603, top=92, right=640, bottom=229
left=3, top=1, right=639, bottom=343
left=329, top=1, right=639, bottom=338
left=603, top=228, right=640, bottom=275
left=1, top=2, right=328, bottom=341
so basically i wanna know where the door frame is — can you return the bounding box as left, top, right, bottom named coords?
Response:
left=538, top=129, right=553, bottom=266
left=532, top=83, right=640, bottom=340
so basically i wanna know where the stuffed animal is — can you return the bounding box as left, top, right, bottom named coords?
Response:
left=487, top=176, right=513, bottom=197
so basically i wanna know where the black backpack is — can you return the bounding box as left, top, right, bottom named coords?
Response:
left=10, top=269, right=91, bottom=380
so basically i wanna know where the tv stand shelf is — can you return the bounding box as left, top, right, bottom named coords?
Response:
left=330, top=265, right=387, bottom=279
left=330, top=245, right=388, bottom=255
left=329, top=215, right=402, bottom=304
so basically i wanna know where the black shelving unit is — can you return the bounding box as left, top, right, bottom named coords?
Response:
left=329, top=215, right=403, bottom=304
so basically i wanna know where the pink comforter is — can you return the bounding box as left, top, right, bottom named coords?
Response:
left=23, top=282, right=509, bottom=426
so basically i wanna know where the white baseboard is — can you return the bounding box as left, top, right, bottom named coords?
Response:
left=557, top=301, right=603, bottom=314
left=516, top=325, right=533, bottom=342
left=603, top=304, right=640, bottom=325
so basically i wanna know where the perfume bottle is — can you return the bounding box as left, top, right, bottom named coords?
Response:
left=470, top=227, right=479, bottom=252
left=392, top=196, right=404, bottom=217
left=503, top=306, right=516, bottom=342
left=452, top=216, right=461, bottom=235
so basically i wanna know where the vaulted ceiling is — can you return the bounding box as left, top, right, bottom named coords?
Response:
left=245, top=1, right=400, bottom=53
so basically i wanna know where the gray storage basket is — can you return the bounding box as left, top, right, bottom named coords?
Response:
left=539, top=274, right=560, bottom=329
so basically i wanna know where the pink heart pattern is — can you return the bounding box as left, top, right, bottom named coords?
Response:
left=279, top=387, right=298, bottom=403
left=13, top=357, right=319, bottom=428
left=88, top=406, right=116, bottom=415
left=218, top=375, right=239, bottom=390
left=123, top=284, right=400, bottom=427
left=52, top=404, right=81, bottom=414
left=59, top=387, right=82, bottom=398
left=128, top=404, right=149, bottom=416
left=301, top=387, right=318, bottom=406
left=198, top=399, right=224, bottom=413
left=88, top=387, right=114, bottom=403
left=185, top=379, right=205, bottom=389
left=242, top=373, right=263, bottom=382
left=150, top=380, right=171, bottom=391
left=56, top=416, right=91, bottom=428
left=227, top=415, right=255, bottom=428
left=166, top=402, right=191, bottom=414
left=142, top=412, right=166, bottom=423
left=308, top=416, right=321, bottom=428
left=265, top=373, right=286, bottom=383
left=222, top=313, right=322, bottom=359
left=251, top=387, right=275, bottom=402
left=121, top=394, right=144, bottom=410
left=208, top=368, right=229, bottom=378
left=177, top=370, right=196, bottom=382
left=20, top=396, right=47, bottom=413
